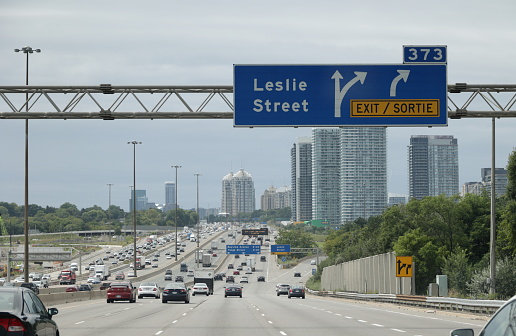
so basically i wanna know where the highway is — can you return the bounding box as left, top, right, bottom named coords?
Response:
left=45, top=230, right=488, bottom=336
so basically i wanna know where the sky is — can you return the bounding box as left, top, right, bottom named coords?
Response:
left=1, top=1, right=516, bottom=212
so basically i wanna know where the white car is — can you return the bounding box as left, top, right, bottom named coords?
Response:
left=192, top=283, right=209, bottom=296
left=187, top=270, right=194, bottom=277
left=240, top=276, right=249, bottom=283
left=138, top=282, right=161, bottom=299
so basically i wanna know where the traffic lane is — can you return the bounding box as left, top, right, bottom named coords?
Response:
left=52, top=293, right=211, bottom=336
left=242, top=286, right=486, bottom=336
left=168, top=286, right=290, bottom=336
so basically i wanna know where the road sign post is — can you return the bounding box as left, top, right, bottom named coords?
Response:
left=234, top=64, right=447, bottom=127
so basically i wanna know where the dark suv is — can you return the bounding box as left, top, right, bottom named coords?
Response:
left=20, top=282, right=40, bottom=295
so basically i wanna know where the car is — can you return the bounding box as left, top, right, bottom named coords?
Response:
left=237, top=265, right=243, bottom=271
left=214, top=273, right=224, bottom=281
left=66, top=285, right=80, bottom=292
left=100, top=282, right=111, bottom=290
left=180, top=263, right=188, bottom=272
left=13, top=277, right=24, bottom=283
left=294, top=272, right=301, bottom=277
left=20, top=282, right=39, bottom=295
left=288, top=284, right=306, bottom=299
left=115, top=273, right=125, bottom=280
left=162, top=283, right=190, bottom=304
left=175, top=275, right=184, bottom=282
left=212, top=253, right=218, bottom=257
left=228, top=264, right=234, bottom=269
left=192, top=283, right=209, bottom=296
left=224, top=284, right=243, bottom=298
left=165, top=274, right=173, bottom=281
left=127, top=271, right=136, bottom=277
left=0, top=287, right=59, bottom=335
left=245, top=268, right=253, bottom=274
left=78, top=284, right=93, bottom=291
left=451, top=294, right=516, bottom=336
left=166, top=255, right=172, bottom=259
left=310, top=260, right=316, bottom=265
left=257, top=276, right=266, bottom=282
left=276, top=283, right=290, bottom=296
left=106, top=281, right=137, bottom=303
left=260, top=256, right=266, bottom=262
left=234, top=254, right=240, bottom=259
left=152, top=263, right=159, bottom=268
left=233, top=270, right=240, bottom=275
left=87, top=277, right=101, bottom=284
left=240, top=276, right=249, bottom=283
left=111, top=260, right=118, bottom=265
left=138, top=282, right=161, bottom=299
left=187, top=270, right=194, bottom=277
left=226, top=275, right=235, bottom=283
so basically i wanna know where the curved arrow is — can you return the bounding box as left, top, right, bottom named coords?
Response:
left=390, top=70, right=410, bottom=97
left=332, top=71, right=367, bottom=117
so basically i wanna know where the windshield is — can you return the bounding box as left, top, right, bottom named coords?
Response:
left=0, top=292, right=15, bottom=311
left=481, top=300, right=516, bottom=336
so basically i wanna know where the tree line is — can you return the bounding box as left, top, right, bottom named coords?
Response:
left=319, top=150, right=516, bottom=299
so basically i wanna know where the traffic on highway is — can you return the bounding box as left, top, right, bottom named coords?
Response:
left=0, top=225, right=496, bottom=336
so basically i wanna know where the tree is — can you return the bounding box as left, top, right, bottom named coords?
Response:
left=507, top=150, right=516, bottom=200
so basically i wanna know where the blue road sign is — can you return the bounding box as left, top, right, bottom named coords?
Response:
left=403, top=45, right=447, bottom=64
left=271, top=244, right=291, bottom=255
left=234, top=64, right=447, bottom=127
left=226, top=244, right=261, bottom=255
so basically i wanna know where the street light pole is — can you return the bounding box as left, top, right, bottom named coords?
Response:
left=194, top=173, right=201, bottom=269
left=128, top=141, right=141, bottom=276
left=172, top=165, right=181, bottom=261
left=107, top=183, right=113, bottom=242
left=15, top=46, right=41, bottom=283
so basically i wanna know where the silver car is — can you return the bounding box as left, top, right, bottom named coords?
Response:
left=138, top=282, right=161, bottom=299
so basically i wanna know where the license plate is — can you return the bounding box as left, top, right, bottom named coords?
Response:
left=172, top=292, right=177, bottom=294
left=116, top=295, right=121, bottom=298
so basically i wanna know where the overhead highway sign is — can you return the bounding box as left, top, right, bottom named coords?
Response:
left=234, top=64, right=447, bottom=127
left=226, top=244, right=261, bottom=255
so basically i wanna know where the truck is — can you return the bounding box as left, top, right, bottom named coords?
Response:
left=247, top=257, right=255, bottom=272
left=94, top=264, right=111, bottom=280
left=135, top=256, right=145, bottom=270
left=202, top=254, right=212, bottom=267
left=190, top=234, right=196, bottom=242
left=193, top=269, right=214, bottom=295
left=210, top=240, right=218, bottom=250
left=59, top=269, right=77, bottom=285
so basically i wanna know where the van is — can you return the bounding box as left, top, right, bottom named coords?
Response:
left=180, top=263, right=188, bottom=272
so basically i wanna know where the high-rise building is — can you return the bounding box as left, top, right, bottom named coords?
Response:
left=261, top=185, right=291, bottom=210
left=291, top=137, right=312, bottom=223
left=312, top=128, right=341, bottom=225
left=340, top=127, right=388, bottom=222
left=462, top=168, right=508, bottom=198
left=221, top=169, right=255, bottom=216
left=129, top=189, right=148, bottom=211
left=408, top=135, right=459, bottom=200
left=163, top=181, right=177, bottom=212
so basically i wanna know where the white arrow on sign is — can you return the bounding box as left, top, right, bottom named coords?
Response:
left=389, top=70, right=410, bottom=97
left=332, top=71, right=367, bottom=118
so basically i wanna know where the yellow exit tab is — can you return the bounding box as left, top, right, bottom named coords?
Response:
left=350, top=99, right=439, bottom=117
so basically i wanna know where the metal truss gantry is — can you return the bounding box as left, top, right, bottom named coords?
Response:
left=0, top=83, right=515, bottom=120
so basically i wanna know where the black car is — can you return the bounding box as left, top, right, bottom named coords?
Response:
left=214, top=273, right=224, bottom=281
left=225, top=275, right=235, bottom=283
left=20, top=282, right=39, bottom=295
left=175, top=276, right=184, bottom=282
left=78, top=284, right=92, bottom=291
left=294, top=272, right=301, bottom=277
left=224, top=285, right=243, bottom=298
left=100, top=282, right=111, bottom=290
left=257, top=276, right=266, bottom=282
left=0, top=287, right=59, bottom=335
left=288, top=285, right=306, bottom=299
left=162, top=283, right=190, bottom=303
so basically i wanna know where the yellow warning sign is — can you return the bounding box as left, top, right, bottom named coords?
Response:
left=396, top=256, right=413, bottom=277
left=351, top=99, right=439, bottom=117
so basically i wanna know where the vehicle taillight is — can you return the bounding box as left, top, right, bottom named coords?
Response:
left=0, top=317, right=26, bottom=332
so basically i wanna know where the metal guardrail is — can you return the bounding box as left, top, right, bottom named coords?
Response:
left=307, top=290, right=506, bottom=315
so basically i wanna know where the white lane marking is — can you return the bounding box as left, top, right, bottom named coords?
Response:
left=335, top=313, right=342, bottom=316
left=268, top=321, right=273, bottom=324
left=261, top=314, right=265, bottom=316
left=172, top=320, right=178, bottom=324
left=183, top=313, right=187, bottom=316
left=155, top=331, right=163, bottom=335
left=75, top=321, right=85, bottom=325
left=391, top=329, right=407, bottom=333
left=345, top=316, right=353, bottom=319
left=358, top=320, right=367, bottom=323
left=372, top=323, right=384, bottom=327
left=280, top=332, right=287, bottom=335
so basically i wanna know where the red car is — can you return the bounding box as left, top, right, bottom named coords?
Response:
left=66, top=285, right=79, bottom=292
left=106, top=281, right=137, bottom=303
left=233, top=270, right=240, bottom=275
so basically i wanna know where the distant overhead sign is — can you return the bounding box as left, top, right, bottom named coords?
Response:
left=226, top=244, right=261, bottom=255
left=242, top=228, right=269, bottom=236
left=271, top=244, right=291, bottom=255
left=234, top=64, right=447, bottom=127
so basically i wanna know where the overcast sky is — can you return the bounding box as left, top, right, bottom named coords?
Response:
left=1, top=1, right=515, bottom=212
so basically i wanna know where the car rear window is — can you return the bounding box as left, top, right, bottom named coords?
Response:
left=0, top=292, right=15, bottom=311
